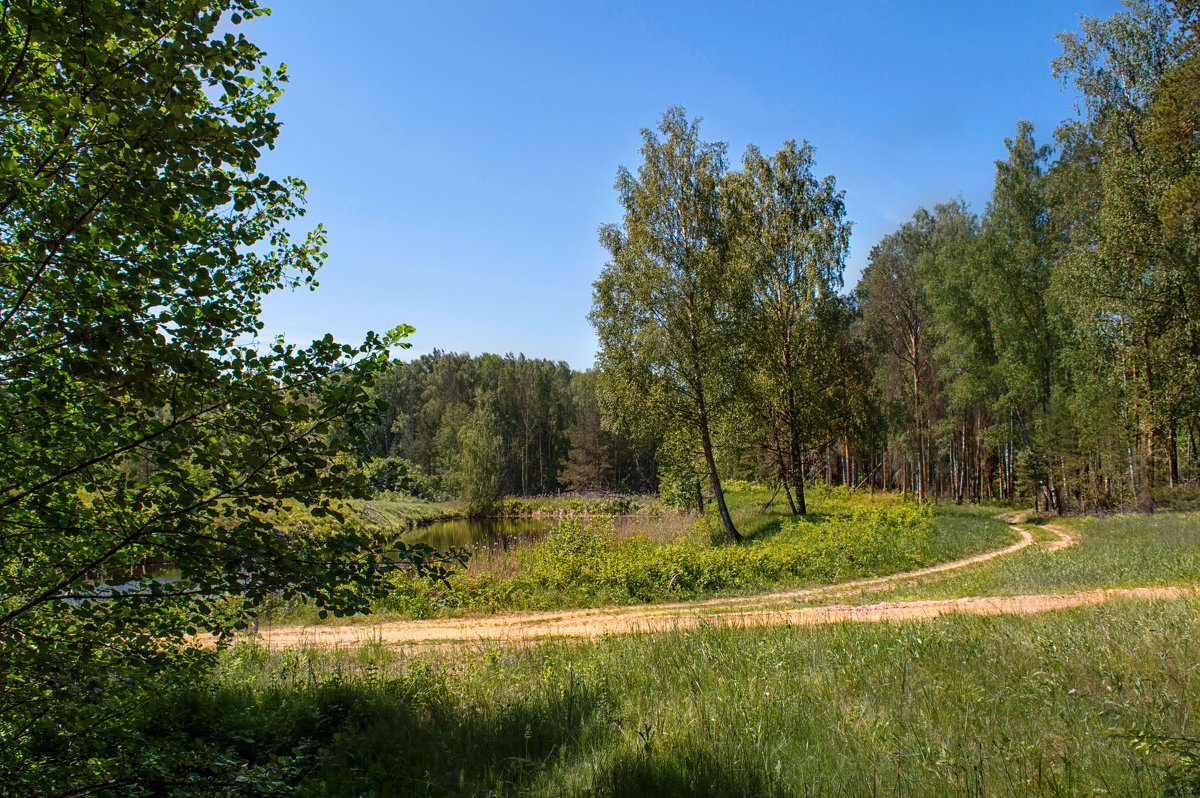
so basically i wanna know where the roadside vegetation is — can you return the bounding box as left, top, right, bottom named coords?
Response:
left=262, top=486, right=1015, bottom=623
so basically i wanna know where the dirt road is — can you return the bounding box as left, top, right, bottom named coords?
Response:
left=249, top=519, right=1194, bottom=649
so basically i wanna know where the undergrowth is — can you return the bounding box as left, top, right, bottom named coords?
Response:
left=361, top=489, right=1011, bottom=619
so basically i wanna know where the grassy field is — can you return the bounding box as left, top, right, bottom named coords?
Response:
left=352, top=494, right=463, bottom=529
left=176, top=596, right=1200, bottom=796
left=167, top=498, right=1200, bottom=795
left=821, top=510, right=1200, bottom=607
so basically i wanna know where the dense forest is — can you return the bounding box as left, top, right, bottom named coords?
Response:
left=357, top=352, right=658, bottom=507
left=365, top=1, right=1199, bottom=524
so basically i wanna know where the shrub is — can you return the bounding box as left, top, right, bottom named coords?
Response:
left=531, top=519, right=614, bottom=589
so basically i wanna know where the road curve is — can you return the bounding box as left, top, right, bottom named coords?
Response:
left=244, top=517, right=1193, bottom=650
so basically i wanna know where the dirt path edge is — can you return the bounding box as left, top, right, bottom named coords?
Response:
left=244, top=517, right=1134, bottom=649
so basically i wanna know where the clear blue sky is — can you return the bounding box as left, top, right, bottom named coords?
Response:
left=244, top=1, right=1123, bottom=370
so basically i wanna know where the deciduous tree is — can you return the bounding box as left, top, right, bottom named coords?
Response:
left=0, top=2, right=442, bottom=791
left=726, top=140, right=850, bottom=514
left=591, top=108, right=744, bottom=540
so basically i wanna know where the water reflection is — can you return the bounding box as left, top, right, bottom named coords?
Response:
left=399, top=517, right=556, bottom=550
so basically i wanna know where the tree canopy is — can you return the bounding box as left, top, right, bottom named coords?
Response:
left=591, top=108, right=744, bottom=540
left=0, top=2, right=439, bottom=791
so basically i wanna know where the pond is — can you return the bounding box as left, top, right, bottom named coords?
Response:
left=399, top=517, right=558, bottom=550
left=398, top=514, right=666, bottom=551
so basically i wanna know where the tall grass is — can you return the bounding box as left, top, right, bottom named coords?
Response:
left=178, top=598, right=1200, bottom=796
left=352, top=494, right=461, bottom=530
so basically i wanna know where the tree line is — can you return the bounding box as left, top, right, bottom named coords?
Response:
left=359, top=351, right=659, bottom=511
left=373, top=0, right=1198, bottom=525
left=585, top=1, right=1200, bottom=535
left=850, top=0, right=1199, bottom=515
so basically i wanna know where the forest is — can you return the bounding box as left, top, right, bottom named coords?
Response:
left=3, top=0, right=1200, bottom=796
left=366, top=0, right=1200, bottom=522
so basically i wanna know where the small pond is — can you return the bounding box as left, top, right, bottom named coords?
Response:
left=399, top=517, right=557, bottom=550
left=398, top=514, right=657, bottom=551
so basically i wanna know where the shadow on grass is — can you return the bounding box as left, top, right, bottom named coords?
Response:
left=589, top=738, right=782, bottom=798
left=141, top=665, right=614, bottom=796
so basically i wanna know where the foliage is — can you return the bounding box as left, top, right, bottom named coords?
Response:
left=0, top=3, right=449, bottom=793
left=726, top=139, right=852, bottom=514
left=839, top=1, right=1200, bottom=513
left=363, top=352, right=658, bottom=500
left=592, top=107, right=744, bottom=540
left=447, top=403, right=505, bottom=515
left=1050, top=0, right=1193, bottom=512
left=778, top=504, right=933, bottom=577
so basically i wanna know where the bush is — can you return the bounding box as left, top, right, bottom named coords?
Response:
left=531, top=519, right=613, bottom=589
left=779, top=504, right=935, bottom=578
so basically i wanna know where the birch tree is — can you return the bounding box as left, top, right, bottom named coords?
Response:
left=591, top=108, right=744, bottom=540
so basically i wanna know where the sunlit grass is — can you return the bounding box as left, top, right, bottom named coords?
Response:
left=190, top=598, right=1200, bottom=796
left=830, top=510, right=1200, bottom=607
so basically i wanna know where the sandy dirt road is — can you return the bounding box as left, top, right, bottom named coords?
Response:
left=247, top=518, right=1194, bottom=649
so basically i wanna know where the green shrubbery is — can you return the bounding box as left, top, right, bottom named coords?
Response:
left=378, top=499, right=938, bottom=616
left=499, top=495, right=646, bottom=518
left=779, top=503, right=934, bottom=578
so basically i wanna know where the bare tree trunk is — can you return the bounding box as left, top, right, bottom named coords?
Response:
left=1169, top=423, right=1179, bottom=487
left=1135, top=337, right=1155, bottom=513
left=912, top=333, right=925, bottom=503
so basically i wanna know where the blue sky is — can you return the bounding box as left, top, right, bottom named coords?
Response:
left=244, top=1, right=1123, bottom=370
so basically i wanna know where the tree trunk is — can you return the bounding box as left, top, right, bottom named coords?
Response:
left=1135, top=335, right=1155, bottom=514
left=912, top=331, right=925, bottom=504
left=696, top=399, right=740, bottom=541
left=1137, top=427, right=1155, bottom=513
left=1169, top=423, right=1179, bottom=487
left=778, top=458, right=797, bottom=514
left=789, top=433, right=807, bottom=514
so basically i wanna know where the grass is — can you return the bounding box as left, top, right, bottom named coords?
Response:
left=267, top=487, right=1017, bottom=622
left=169, top=597, right=1200, bottom=796
left=350, top=494, right=664, bottom=531
left=352, top=494, right=463, bottom=530
left=496, top=494, right=664, bottom=518
left=829, top=509, right=1200, bottom=607
left=151, top=503, right=1200, bottom=795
